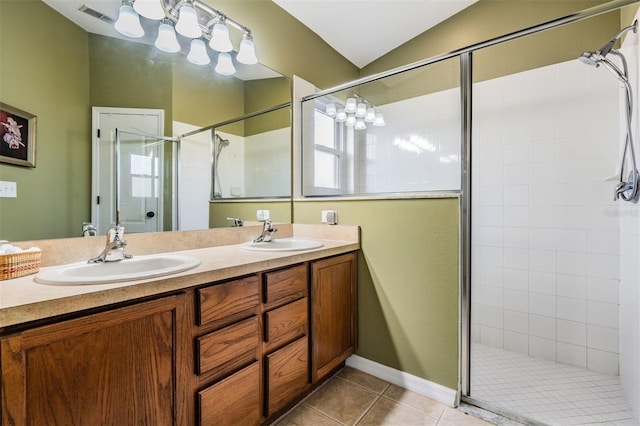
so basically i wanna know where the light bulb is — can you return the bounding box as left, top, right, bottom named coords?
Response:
left=188, top=39, right=210, bottom=65
left=345, top=114, right=356, bottom=127
left=215, top=52, right=236, bottom=75
left=133, top=0, right=165, bottom=20
left=356, top=102, right=367, bottom=118
left=335, top=108, right=347, bottom=122
left=236, top=33, right=258, bottom=65
left=114, top=3, right=144, bottom=38
left=355, top=118, right=366, bottom=130
left=209, top=21, right=233, bottom=52
left=373, top=112, right=385, bottom=127
left=175, top=2, right=202, bottom=39
left=154, top=19, right=180, bottom=53
left=365, top=107, right=376, bottom=122
left=325, top=103, right=337, bottom=117
left=345, top=97, right=357, bottom=113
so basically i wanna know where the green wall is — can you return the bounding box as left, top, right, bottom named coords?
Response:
left=294, top=199, right=460, bottom=388
left=0, top=0, right=90, bottom=240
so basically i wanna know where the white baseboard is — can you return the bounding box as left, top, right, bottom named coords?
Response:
left=345, top=355, right=458, bottom=407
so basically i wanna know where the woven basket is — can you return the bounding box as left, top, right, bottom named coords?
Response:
left=0, top=250, right=42, bottom=280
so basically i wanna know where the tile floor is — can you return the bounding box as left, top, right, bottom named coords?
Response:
left=274, top=367, right=496, bottom=426
left=471, top=343, right=637, bottom=425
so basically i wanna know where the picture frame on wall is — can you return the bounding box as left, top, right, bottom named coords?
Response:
left=0, top=102, right=36, bottom=168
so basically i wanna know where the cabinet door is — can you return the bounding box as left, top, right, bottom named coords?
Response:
left=1, top=295, right=186, bottom=426
left=198, top=362, right=261, bottom=426
left=311, top=252, right=357, bottom=382
left=265, top=336, right=309, bottom=416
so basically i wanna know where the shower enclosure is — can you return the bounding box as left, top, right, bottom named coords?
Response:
left=300, top=1, right=640, bottom=424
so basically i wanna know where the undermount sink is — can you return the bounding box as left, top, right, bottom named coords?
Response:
left=35, top=254, right=201, bottom=285
left=240, top=238, right=324, bottom=252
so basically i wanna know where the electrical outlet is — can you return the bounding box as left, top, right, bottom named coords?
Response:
left=256, top=209, right=270, bottom=221
left=321, top=210, right=338, bottom=225
left=0, top=181, right=17, bottom=198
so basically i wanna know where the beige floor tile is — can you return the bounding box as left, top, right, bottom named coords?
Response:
left=274, top=403, right=342, bottom=426
left=305, top=377, right=379, bottom=425
left=338, top=367, right=390, bottom=394
left=358, top=397, right=439, bottom=426
left=439, top=406, right=493, bottom=426
left=383, top=384, right=447, bottom=419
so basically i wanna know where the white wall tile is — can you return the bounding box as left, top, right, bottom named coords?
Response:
left=530, top=314, right=556, bottom=340
left=504, top=310, right=529, bottom=334
left=504, top=248, right=529, bottom=270
left=529, top=271, right=556, bottom=295
left=557, top=297, right=587, bottom=323
left=557, top=205, right=588, bottom=229
left=481, top=285, right=504, bottom=308
left=587, top=253, right=620, bottom=280
left=587, top=277, right=619, bottom=304
left=529, top=336, right=557, bottom=361
left=504, top=289, right=529, bottom=313
left=557, top=274, right=587, bottom=299
left=480, top=326, right=504, bottom=348
left=587, top=348, right=619, bottom=375
left=480, top=304, right=504, bottom=328
left=504, top=164, right=529, bottom=185
left=587, top=324, right=619, bottom=353
left=504, top=331, right=529, bottom=355
left=481, top=246, right=503, bottom=268
left=504, top=206, right=529, bottom=228
left=503, top=227, right=529, bottom=249
left=530, top=206, right=556, bottom=228
left=557, top=342, right=587, bottom=368
left=503, top=268, right=529, bottom=291
left=587, top=301, right=619, bottom=329
left=587, top=229, right=620, bottom=255
left=557, top=319, right=587, bottom=346
left=529, top=293, right=556, bottom=317
left=504, top=185, right=529, bottom=206
left=556, top=229, right=587, bottom=253
left=530, top=249, right=557, bottom=273
left=480, top=206, right=504, bottom=227
left=480, top=266, right=504, bottom=288
left=557, top=251, right=587, bottom=276
left=529, top=228, right=556, bottom=250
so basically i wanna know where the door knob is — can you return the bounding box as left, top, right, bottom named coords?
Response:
left=146, top=211, right=156, bottom=218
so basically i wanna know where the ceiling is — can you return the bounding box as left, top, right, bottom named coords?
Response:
left=272, top=0, right=479, bottom=68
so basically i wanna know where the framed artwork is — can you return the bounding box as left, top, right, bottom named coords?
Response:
left=0, top=102, right=36, bottom=167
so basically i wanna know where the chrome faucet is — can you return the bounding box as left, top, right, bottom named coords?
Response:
left=88, top=226, right=132, bottom=263
left=227, top=217, right=244, bottom=227
left=81, top=222, right=97, bottom=237
left=253, top=219, right=277, bottom=243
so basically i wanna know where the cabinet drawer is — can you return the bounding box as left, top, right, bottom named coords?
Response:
left=198, top=362, right=261, bottom=426
left=265, top=336, right=309, bottom=416
left=198, top=276, right=260, bottom=327
left=264, top=298, right=307, bottom=353
left=264, top=264, right=307, bottom=308
left=197, top=316, right=259, bottom=375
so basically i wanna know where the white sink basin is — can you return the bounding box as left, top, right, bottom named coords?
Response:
left=240, top=238, right=324, bottom=252
left=35, top=254, right=201, bottom=285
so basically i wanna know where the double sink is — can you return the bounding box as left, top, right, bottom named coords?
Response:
left=35, top=238, right=323, bottom=285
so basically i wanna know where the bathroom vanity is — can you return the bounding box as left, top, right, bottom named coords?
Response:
left=0, top=225, right=358, bottom=425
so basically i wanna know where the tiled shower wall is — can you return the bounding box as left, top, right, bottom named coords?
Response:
left=471, top=59, right=622, bottom=374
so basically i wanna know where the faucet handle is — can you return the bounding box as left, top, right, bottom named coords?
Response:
left=227, top=217, right=244, bottom=227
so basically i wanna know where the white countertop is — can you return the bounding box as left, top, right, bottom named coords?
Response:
left=0, top=225, right=359, bottom=329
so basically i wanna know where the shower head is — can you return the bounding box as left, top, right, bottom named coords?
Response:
left=579, top=51, right=600, bottom=66
left=215, top=134, right=230, bottom=148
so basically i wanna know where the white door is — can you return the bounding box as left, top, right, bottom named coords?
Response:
left=92, top=107, right=165, bottom=235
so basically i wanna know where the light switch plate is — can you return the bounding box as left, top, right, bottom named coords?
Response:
left=321, top=210, right=338, bottom=225
left=256, top=209, right=270, bottom=221
left=0, top=181, right=17, bottom=198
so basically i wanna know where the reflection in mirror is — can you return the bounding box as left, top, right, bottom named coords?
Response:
left=0, top=0, right=291, bottom=242
left=206, top=103, right=292, bottom=228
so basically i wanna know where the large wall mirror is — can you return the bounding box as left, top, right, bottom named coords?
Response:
left=0, top=0, right=291, bottom=242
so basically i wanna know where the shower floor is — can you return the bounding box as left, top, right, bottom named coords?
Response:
left=470, top=343, right=636, bottom=425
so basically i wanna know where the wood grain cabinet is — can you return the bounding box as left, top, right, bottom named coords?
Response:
left=0, top=295, right=188, bottom=426
left=311, top=252, right=357, bottom=382
left=0, top=251, right=357, bottom=426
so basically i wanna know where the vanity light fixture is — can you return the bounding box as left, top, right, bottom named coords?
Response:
left=113, top=0, right=259, bottom=76
left=114, top=0, right=144, bottom=38
left=154, top=18, right=180, bottom=53
left=215, top=52, right=236, bottom=75
left=187, top=39, right=210, bottom=65
left=324, top=95, right=385, bottom=130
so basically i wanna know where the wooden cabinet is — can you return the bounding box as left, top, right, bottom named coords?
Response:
left=0, top=251, right=357, bottom=426
left=311, top=252, right=357, bottom=382
left=0, top=295, right=188, bottom=426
